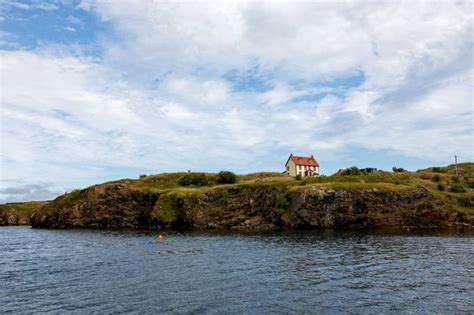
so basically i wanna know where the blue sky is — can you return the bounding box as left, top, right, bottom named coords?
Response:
left=0, top=0, right=473, bottom=202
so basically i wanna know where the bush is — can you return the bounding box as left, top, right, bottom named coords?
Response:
left=467, top=181, right=474, bottom=189
left=432, top=167, right=441, bottom=173
left=392, top=167, right=407, bottom=172
left=63, top=189, right=82, bottom=205
left=437, top=183, right=445, bottom=191
left=451, top=184, right=465, bottom=193
left=295, top=174, right=302, bottom=180
left=452, top=176, right=460, bottom=183
left=216, top=171, right=237, bottom=184
left=139, top=174, right=147, bottom=179
left=342, top=166, right=361, bottom=176
left=177, top=173, right=208, bottom=186
left=275, top=193, right=290, bottom=212
left=431, top=174, right=441, bottom=182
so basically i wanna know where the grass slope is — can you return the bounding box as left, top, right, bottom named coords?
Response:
left=131, top=163, right=474, bottom=218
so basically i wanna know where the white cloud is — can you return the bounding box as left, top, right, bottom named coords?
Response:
left=63, top=26, right=76, bottom=32
left=1, top=1, right=473, bottom=201
left=0, top=182, right=62, bottom=203
left=88, top=1, right=472, bottom=83
left=67, top=15, right=82, bottom=25
left=4, top=1, right=59, bottom=11
left=159, top=77, right=230, bottom=107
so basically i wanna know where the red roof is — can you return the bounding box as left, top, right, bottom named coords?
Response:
left=289, top=154, right=319, bottom=167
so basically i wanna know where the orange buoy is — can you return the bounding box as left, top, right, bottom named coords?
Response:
left=157, top=234, right=164, bottom=241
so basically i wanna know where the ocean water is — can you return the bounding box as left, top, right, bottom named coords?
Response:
left=1, top=227, right=473, bottom=313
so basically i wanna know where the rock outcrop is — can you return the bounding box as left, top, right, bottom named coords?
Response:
left=30, top=182, right=471, bottom=230
left=0, top=201, right=48, bottom=226
left=0, top=209, right=20, bottom=226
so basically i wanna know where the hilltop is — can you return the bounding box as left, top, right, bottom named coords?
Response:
left=2, top=163, right=473, bottom=230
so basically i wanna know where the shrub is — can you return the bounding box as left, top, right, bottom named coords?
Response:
left=139, top=174, right=147, bottom=179
left=431, top=174, right=441, bottom=182
left=432, top=167, right=441, bottom=173
left=342, top=166, right=361, bottom=176
left=216, top=171, right=237, bottom=184
left=451, top=176, right=460, bottom=183
left=467, top=181, right=474, bottom=189
left=437, top=183, right=445, bottom=191
left=392, top=167, right=407, bottom=172
left=451, top=184, right=465, bottom=193
left=177, top=173, right=208, bottom=186
left=153, top=193, right=181, bottom=223
left=63, top=189, right=82, bottom=205
left=275, top=193, right=290, bottom=213
left=295, top=174, right=302, bottom=180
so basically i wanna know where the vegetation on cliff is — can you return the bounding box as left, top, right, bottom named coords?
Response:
left=4, top=163, right=474, bottom=229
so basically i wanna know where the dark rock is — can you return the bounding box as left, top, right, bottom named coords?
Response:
left=31, top=183, right=471, bottom=231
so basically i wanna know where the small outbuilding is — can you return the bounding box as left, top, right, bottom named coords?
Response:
left=285, top=154, right=319, bottom=177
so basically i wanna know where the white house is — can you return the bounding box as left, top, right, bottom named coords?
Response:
left=285, top=154, right=319, bottom=177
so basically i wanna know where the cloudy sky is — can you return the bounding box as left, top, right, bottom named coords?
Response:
left=1, top=0, right=473, bottom=202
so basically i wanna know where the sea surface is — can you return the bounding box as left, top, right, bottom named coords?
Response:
left=1, top=227, right=473, bottom=313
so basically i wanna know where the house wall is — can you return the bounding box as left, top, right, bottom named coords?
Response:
left=285, top=159, right=297, bottom=176
left=285, top=159, right=320, bottom=177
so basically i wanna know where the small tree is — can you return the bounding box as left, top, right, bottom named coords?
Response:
left=217, top=171, right=237, bottom=184
left=451, top=184, right=465, bottom=193
left=392, top=166, right=407, bottom=172
left=178, top=173, right=208, bottom=186
left=343, top=166, right=361, bottom=176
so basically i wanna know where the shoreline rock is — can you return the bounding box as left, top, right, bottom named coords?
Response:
left=29, top=182, right=472, bottom=231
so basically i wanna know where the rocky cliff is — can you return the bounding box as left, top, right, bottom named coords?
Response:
left=0, top=201, right=48, bottom=226
left=30, top=181, right=472, bottom=230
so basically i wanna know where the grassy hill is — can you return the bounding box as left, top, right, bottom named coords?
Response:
left=3, top=163, right=474, bottom=227
left=107, top=162, right=474, bottom=222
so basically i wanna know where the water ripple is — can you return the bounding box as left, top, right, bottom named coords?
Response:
left=1, top=227, right=473, bottom=313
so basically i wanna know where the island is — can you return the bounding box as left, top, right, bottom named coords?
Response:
left=1, top=163, right=473, bottom=230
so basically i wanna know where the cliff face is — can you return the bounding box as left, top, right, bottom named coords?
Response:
left=31, top=182, right=157, bottom=229
left=0, top=201, right=48, bottom=226
left=0, top=209, right=22, bottom=226
left=30, top=182, right=471, bottom=230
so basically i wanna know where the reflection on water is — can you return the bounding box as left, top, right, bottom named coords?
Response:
left=1, top=227, right=473, bottom=313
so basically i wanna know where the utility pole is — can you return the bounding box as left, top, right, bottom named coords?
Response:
left=455, top=155, right=458, bottom=177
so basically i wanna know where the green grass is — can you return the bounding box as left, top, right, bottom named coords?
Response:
left=129, top=164, right=473, bottom=199
left=0, top=201, right=49, bottom=223
left=77, top=163, right=474, bottom=219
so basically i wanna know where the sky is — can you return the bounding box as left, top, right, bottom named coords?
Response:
left=0, top=0, right=473, bottom=203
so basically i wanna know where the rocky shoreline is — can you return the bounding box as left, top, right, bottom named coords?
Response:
left=27, top=181, right=472, bottom=231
